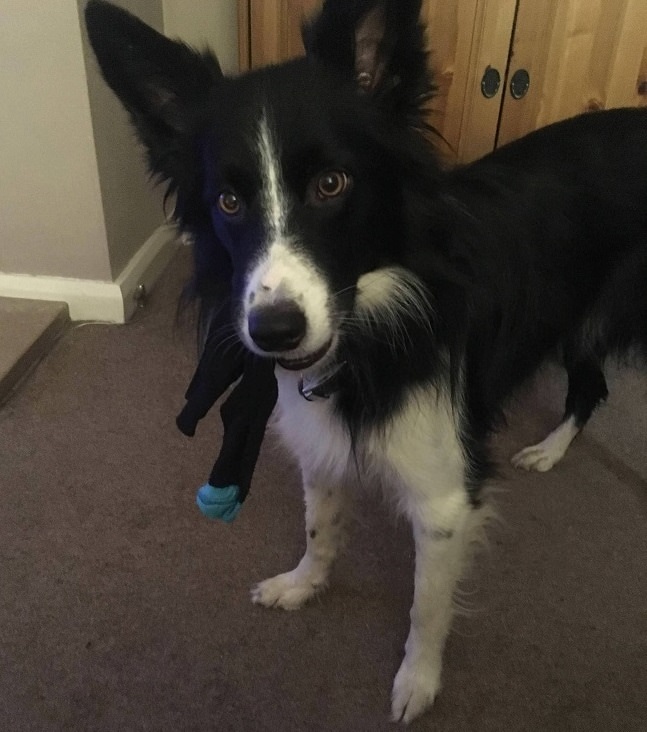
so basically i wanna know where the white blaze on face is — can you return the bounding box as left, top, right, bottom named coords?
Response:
left=257, top=110, right=287, bottom=240
left=241, top=111, right=332, bottom=358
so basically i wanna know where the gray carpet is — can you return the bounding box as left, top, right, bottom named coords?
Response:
left=1, top=249, right=645, bottom=731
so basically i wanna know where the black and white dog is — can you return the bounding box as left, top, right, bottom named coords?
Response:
left=85, top=0, right=647, bottom=723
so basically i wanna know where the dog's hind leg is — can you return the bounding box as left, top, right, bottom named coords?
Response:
left=251, top=475, right=349, bottom=610
left=512, top=357, right=608, bottom=472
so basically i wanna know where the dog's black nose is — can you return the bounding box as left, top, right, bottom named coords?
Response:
left=248, top=302, right=307, bottom=352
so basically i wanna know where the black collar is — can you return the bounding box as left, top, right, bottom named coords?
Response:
left=298, top=361, right=347, bottom=401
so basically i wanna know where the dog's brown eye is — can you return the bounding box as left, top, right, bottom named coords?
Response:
left=218, top=191, right=241, bottom=216
left=313, top=170, right=352, bottom=202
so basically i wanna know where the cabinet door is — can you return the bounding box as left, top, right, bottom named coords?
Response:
left=497, top=0, right=647, bottom=147
left=428, top=0, right=516, bottom=161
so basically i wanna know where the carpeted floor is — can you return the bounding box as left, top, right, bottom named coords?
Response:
left=1, top=249, right=645, bottom=732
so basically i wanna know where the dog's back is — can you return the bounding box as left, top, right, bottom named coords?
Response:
left=401, top=108, right=647, bottom=436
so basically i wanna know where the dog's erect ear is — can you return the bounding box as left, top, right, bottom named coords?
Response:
left=353, top=2, right=391, bottom=93
left=85, top=1, right=221, bottom=182
left=303, top=0, right=432, bottom=114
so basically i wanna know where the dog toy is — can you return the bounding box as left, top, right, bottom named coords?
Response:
left=176, top=305, right=278, bottom=523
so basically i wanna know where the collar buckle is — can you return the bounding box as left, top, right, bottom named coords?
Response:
left=298, top=361, right=347, bottom=402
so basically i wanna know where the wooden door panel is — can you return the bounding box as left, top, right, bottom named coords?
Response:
left=248, top=0, right=321, bottom=68
left=604, top=0, right=647, bottom=109
left=497, top=0, right=647, bottom=147
left=430, top=0, right=516, bottom=161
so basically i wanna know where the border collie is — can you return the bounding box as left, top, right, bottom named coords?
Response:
left=85, top=0, right=647, bottom=723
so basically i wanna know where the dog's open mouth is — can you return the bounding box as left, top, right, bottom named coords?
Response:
left=277, top=340, right=332, bottom=371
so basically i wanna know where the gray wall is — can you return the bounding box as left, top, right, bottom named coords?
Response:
left=0, top=1, right=239, bottom=283
left=80, top=0, right=166, bottom=280
left=0, top=0, right=111, bottom=280
left=163, top=0, right=239, bottom=74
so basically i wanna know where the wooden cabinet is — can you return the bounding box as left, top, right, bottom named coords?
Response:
left=243, top=0, right=321, bottom=67
left=422, top=0, right=517, bottom=162
left=239, top=0, right=647, bottom=163
left=497, top=0, right=647, bottom=147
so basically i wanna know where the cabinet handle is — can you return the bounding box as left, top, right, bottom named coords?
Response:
left=510, top=69, right=530, bottom=99
left=481, top=66, right=501, bottom=98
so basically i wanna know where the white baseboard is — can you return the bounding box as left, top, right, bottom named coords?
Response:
left=0, top=224, right=180, bottom=323
left=117, top=223, right=181, bottom=321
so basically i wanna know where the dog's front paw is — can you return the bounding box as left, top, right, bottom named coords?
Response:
left=251, top=570, right=324, bottom=611
left=391, top=658, right=441, bottom=725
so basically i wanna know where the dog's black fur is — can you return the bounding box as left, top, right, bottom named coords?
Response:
left=85, top=0, right=647, bottom=721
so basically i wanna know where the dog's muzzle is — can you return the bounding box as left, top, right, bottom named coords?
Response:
left=247, top=300, right=333, bottom=372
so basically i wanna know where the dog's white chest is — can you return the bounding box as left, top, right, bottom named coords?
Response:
left=272, top=370, right=463, bottom=500
left=273, top=371, right=354, bottom=482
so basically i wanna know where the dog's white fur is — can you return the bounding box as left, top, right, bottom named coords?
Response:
left=241, top=238, right=334, bottom=361
left=254, top=370, right=485, bottom=723
left=244, top=108, right=488, bottom=723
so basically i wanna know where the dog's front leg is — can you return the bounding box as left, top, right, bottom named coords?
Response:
left=251, top=474, right=349, bottom=610
left=391, top=488, right=476, bottom=724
